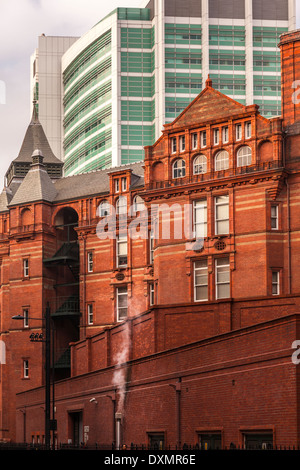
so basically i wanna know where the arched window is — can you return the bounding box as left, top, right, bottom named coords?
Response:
left=116, top=196, right=127, bottom=215
left=133, top=195, right=145, bottom=212
left=237, top=146, right=252, bottom=167
left=173, top=159, right=186, bottom=179
left=99, top=199, right=110, bottom=217
left=193, top=155, right=207, bottom=175
left=215, top=150, right=229, bottom=171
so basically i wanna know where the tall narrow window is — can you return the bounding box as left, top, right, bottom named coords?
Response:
left=87, top=304, right=93, bottom=325
left=149, top=283, right=155, bottom=306
left=245, top=121, right=251, bottom=139
left=23, top=309, right=29, bottom=328
left=23, top=259, right=29, bottom=277
left=23, top=360, right=29, bottom=378
left=171, top=137, right=177, bottom=153
left=117, top=233, right=128, bottom=268
left=271, top=205, right=278, bottom=230
left=213, top=128, right=219, bottom=145
left=117, top=286, right=128, bottom=321
left=149, top=230, right=154, bottom=264
left=201, top=131, right=207, bottom=148
left=222, top=126, right=228, bottom=143
left=193, top=200, right=207, bottom=239
left=215, top=195, right=229, bottom=234
left=194, top=260, right=208, bottom=301
left=236, top=123, right=242, bottom=141
left=116, top=196, right=127, bottom=216
left=121, top=177, right=127, bottom=192
left=115, top=179, right=119, bottom=193
left=215, top=258, right=230, bottom=299
left=272, top=271, right=280, bottom=295
left=179, top=135, right=185, bottom=152
left=192, top=133, right=198, bottom=150
left=87, top=252, right=93, bottom=272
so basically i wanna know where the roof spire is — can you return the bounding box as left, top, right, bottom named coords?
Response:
left=31, top=100, right=39, bottom=124
left=205, top=75, right=212, bottom=88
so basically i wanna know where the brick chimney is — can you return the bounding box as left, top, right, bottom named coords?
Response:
left=278, top=29, right=300, bottom=129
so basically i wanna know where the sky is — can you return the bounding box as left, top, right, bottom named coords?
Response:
left=0, top=0, right=299, bottom=189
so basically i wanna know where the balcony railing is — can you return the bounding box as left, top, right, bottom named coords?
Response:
left=147, top=160, right=283, bottom=190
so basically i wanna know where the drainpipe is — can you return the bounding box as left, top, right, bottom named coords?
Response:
left=115, top=412, right=122, bottom=450
left=282, top=132, right=291, bottom=294
left=169, top=378, right=182, bottom=448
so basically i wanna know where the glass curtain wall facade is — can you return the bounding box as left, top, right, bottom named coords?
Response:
left=61, top=0, right=295, bottom=176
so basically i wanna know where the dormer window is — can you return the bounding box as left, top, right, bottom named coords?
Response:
left=121, top=177, right=127, bottom=192
left=179, top=135, right=185, bottom=152
left=173, top=159, right=186, bottom=179
left=115, top=179, right=119, bottom=193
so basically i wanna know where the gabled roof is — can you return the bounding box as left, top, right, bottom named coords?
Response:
left=163, top=76, right=267, bottom=132
left=9, top=150, right=57, bottom=206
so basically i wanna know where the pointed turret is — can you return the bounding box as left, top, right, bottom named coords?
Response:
left=5, top=108, right=63, bottom=187
left=9, top=149, right=57, bottom=206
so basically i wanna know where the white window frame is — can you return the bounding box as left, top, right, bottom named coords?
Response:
left=236, top=123, right=242, bottom=141
left=117, top=233, right=128, bottom=268
left=179, top=135, right=186, bottom=152
left=149, top=282, right=155, bottom=306
left=87, top=303, right=93, bottom=325
left=23, top=360, right=29, bottom=378
left=245, top=121, right=251, bottom=139
left=222, top=126, right=229, bottom=143
left=116, top=196, right=127, bottom=216
left=99, top=200, right=110, bottom=217
left=23, top=308, right=29, bottom=328
left=271, top=205, right=278, bottom=230
left=87, top=251, right=93, bottom=273
left=193, top=155, right=207, bottom=175
left=133, top=195, right=145, bottom=213
left=237, top=146, right=252, bottom=167
left=121, top=177, right=127, bottom=192
left=213, top=128, right=219, bottom=145
left=194, top=260, right=208, bottom=302
left=200, top=131, right=207, bottom=148
left=173, top=159, right=186, bottom=179
left=215, top=195, right=229, bottom=235
left=215, top=150, right=229, bottom=171
left=193, top=200, right=207, bottom=239
left=116, top=286, right=128, bottom=322
left=215, top=258, right=230, bottom=299
left=171, top=137, right=177, bottom=154
left=149, top=230, right=154, bottom=264
left=272, top=271, right=280, bottom=295
left=192, top=133, right=198, bottom=150
left=23, top=258, right=29, bottom=277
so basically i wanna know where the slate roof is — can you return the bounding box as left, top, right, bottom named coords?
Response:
left=6, top=158, right=144, bottom=207
left=13, top=108, right=62, bottom=165
left=53, top=161, right=145, bottom=202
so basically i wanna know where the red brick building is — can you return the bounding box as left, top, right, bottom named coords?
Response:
left=1, top=29, right=300, bottom=450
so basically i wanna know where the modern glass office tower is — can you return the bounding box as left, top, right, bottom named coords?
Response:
left=35, top=0, right=296, bottom=175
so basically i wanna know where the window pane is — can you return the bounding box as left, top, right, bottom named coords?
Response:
left=195, top=285, right=208, bottom=300
left=216, top=220, right=229, bottom=234
left=217, top=283, right=230, bottom=299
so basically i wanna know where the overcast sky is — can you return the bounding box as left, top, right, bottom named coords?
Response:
left=0, top=0, right=299, bottom=189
